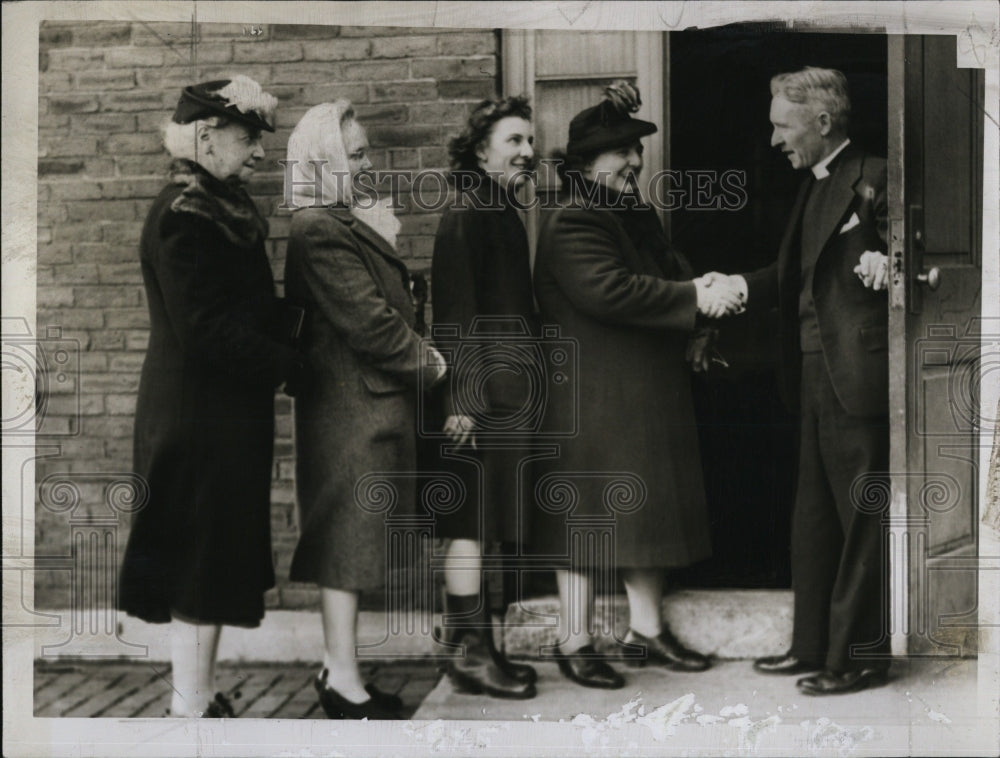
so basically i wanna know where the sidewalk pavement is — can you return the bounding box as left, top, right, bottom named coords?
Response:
left=33, top=660, right=443, bottom=719
left=34, top=656, right=980, bottom=728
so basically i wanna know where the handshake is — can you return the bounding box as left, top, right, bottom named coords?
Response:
left=693, top=272, right=747, bottom=318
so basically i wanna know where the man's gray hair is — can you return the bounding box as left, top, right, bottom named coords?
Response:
left=770, top=67, right=851, bottom=134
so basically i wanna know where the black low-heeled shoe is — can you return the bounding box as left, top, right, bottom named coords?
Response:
left=553, top=644, right=625, bottom=689
left=314, top=670, right=402, bottom=720
left=753, top=653, right=821, bottom=676
left=622, top=628, right=711, bottom=672
left=796, top=667, right=889, bottom=696
left=202, top=692, right=238, bottom=718
left=365, top=683, right=403, bottom=712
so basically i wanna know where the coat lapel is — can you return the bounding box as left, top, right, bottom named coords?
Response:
left=810, top=147, right=862, bottom=262
left=326, top=206, right=410, bottom=278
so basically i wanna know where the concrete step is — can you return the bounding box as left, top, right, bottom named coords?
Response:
left=502, top=589, right=792, bottom=660
left=31, top=590, right=792, bottom=662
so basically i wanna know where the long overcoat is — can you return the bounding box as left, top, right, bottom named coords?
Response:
left=425, top=176, right=540, bottom=545
left=531, top=189, right=712, bottom=569
left=285, top=207, right=438, bottom=591
left=120, top=162, right=300, bottom=627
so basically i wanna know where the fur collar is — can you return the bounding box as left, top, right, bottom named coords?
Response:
left=168, top=159, right=269, bottom=247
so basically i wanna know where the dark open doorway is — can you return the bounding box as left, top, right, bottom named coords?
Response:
left=669, top=27, right=889, bottom=588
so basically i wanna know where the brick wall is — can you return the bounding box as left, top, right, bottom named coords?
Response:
left=35, top=21, right=500, bottom=611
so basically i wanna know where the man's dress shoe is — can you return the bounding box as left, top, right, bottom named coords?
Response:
left=752, top=653, right=821, bottom=675
left=796, top=667, right=889, bottom=696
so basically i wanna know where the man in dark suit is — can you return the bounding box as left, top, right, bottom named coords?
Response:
left=712, top=66, right=892, bottom=695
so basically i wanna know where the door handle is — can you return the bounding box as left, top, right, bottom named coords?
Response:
left=916, top=267, right=941, bottom=290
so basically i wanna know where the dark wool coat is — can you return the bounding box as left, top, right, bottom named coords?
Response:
left=743, top=146, right=889, bottom=417
left=285, top=207, right=438, bottom=591
left=531, top=187, right=712, bottom=569
left=424, top=176, right=540, bottom=544
left=120, top=165, right=300, bottom=628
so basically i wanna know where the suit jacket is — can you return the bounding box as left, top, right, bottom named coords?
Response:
left=744, top=146, right=889, bottom=417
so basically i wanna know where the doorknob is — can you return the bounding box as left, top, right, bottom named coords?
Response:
left=916, top=267, right=941, bottom=290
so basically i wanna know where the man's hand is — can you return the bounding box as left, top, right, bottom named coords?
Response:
left=694, top=273, right=746, bottom=318
left=443, top=414, right=476, bottom=448
left=854, top=251, right=889, bottom=291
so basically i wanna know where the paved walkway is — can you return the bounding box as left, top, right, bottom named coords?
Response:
left=33, top=660, right=443, bottom=719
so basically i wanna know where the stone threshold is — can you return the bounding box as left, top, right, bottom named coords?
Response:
left=32, top=589, right=792, bottom=663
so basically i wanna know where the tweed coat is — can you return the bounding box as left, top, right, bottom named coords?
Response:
left=119, top=164, right=300, bottom=627
left=531, top=187, right=712, bottom=568
left=743, top=146, right=889, bottom=417
left=425, top=176, right=540, bottom=544
left=285, top=206, right=438, bottom=590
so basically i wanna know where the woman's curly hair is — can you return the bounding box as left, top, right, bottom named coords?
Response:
left=447, top=95, right=532, bottom=173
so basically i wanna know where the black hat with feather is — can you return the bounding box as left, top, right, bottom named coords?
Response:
left=565, top=81, right=657, bottom=156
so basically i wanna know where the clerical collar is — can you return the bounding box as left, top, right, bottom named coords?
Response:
left=811, top=138, right=851, bottom=179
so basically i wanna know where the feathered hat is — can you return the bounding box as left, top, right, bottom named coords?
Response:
left=172, top=75, right=278, bottom=132
left=566, top=80, right=657, bottom=155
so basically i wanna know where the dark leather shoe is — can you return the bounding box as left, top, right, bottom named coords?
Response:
left=365, top=683, right=403, bottom=712
left=623, top=628, right=711, bottom=672
left=202, top=692, right=237, bottom=718
left=554, top=644, right=625, bottom=689
left=796, top=667, right=889, bottom=696
left=753, top=653, right=821, bottom=676
left=314, top=671, right=402, bottom=719
left=447, top=630, right=537, bottom=700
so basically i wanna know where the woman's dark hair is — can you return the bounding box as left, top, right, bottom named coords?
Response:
left=551, top=147, right=600, bottom=187
left=447, top=95, right=532, bottom=173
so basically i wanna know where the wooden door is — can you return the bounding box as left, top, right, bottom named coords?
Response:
left=888, top=35, right=984, bottom=656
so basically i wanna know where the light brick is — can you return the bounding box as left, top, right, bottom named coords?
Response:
left=371, top=81, right=438, bottom=103
left=300, top=83, right=369, bottom=107
left=98, top=263, right=143, bottom=284
left=39, top=243, right=73, bottom=265
left=47, top=96, right=99, bottom=115
left=38, top=159, right=85, bottom=177
left=82, top=158, right=116, bottom=178
left=104, top=309, right=149, bottom=329
left=104, top=47, right=167, bottom=67
left=437, top=79, right=497, bottom=99
left=100, top=91, right=170, bottom=113
left=37, top=308, right=103, bottom=329
left=136, top=68, right=204, bottom=90
left=115, top=155, right=170, bottom=177
left=410, top=102, right=473, bottom=125
left=371, top=36, right=437, bottom=59
left=72, top=23, right=132, bottom=47
left=67, top=201, right=138, bottom=223
left=70, top=113, right=138, bottom=134
left=89, top=331, right=125, bottom=351
left=367, top=124, right=442, bottom=149
left=124, top=331, right=149, bottom=351
left=437, top=32, right=496, bottom=56
left=233, top=41, right=303, bottom=63
left=73, top=284, right=141, bottom=306
left=79, top=372, right=139, bottom=393
left=108, top=351, right=147, bottom=371
left=47, top=48, right=105, bottom=68
left=301, top=38, right=371, bottom=61
left=83, top=417, right=134, bottom=438
left=75, top=70, right=136, bottom=91
left=129, top=22, right=195, bottom=46
left=46, top=394, right=104, bottom=416
left=102, top=133, right=164, bottom=155
left=49, top=219, right=101, bottom=244
left=412, top=57, right=496, bottom=80
left=200, top=22, right=266, bottom=40
left=39, top=135, right=99, bottom=159
left=100, top=177, right=165, bottom=200
left=188, top=42, right=233, bottom=64
left=39, top=71, right=72, bottom=93
left=106, top=394, right=138, bottom=415
left=355, top=104, right=409, bottom=124
left=37, top=286, right=74, bottom=307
